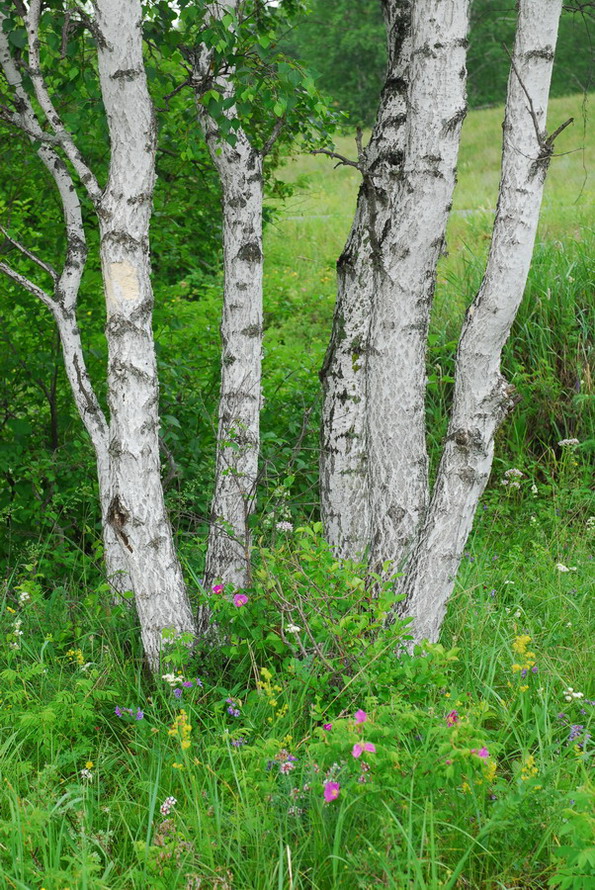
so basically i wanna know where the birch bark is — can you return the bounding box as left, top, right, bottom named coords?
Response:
left=398, top=0, right=564, bottom=644
left=94, top=0, right=196, bottom=666
left=365, top=0, right=470, bottom=579
left=0, top=10, right=132, bottom=599
left=320, top=0, right=412, bottom=560
left=193, top=0, right=264, bottom=594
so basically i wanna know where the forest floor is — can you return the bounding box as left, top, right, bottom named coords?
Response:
left=0, top=95, right=593, bottom=889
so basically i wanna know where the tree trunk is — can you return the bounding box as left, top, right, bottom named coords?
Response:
left=193, top=0, right=264, bottom=594
left=365, top=0, right=470, bottom=579
left=95, top=0, right=196, bottom=668
left=0, top=10, right=133, bottom=601
left=398, top=0, right=564, bottom=644
left=203, top=131, right=263, bottom=592
left=320, top=0, right=412, bottom=560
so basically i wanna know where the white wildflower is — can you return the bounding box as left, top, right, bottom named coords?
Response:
left=80, top=768, right=93, bottom=781
left=531, top=483, right=538, bottom=495
left=160, top=795, right=177, bottom=816
left=504, top=468, right=524, bottom=478
left=556, top=563, right=577, bottom=573
left=508, top=481, right=521, bottom=490
left=18, top=590, right=30, bottom=603
left=276, top=521, right=294, bottom=533
left=161, top=672, right=184, bottom=687
left=558, top=438, right=579, bottom=447
left=504, top=580, right=514, bottom=585
left=286, top=624, right=301, bottom=634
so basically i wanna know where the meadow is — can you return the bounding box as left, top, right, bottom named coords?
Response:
left=0, top=95, right=593, bottom=889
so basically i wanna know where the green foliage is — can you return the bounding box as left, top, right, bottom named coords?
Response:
left=284, top=1, right=593, bottom=124
left=0, top=470, right=593, bottom=887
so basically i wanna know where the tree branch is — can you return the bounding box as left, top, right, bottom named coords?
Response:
left=310, top=148, right=363, bottom=172
left=261, top=116, right=284, bottom=157
left=0, top=224, right=58, bottom=281
left=26, top=0, right=102, bottom=203
left=0, top=260, right=54, bottom=309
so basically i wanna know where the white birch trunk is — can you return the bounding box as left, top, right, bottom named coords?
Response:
left=320, top=0, right=412, bottom=560
left=203, top=129, right=263, bottom=592
left=193, top=0, right=264, bottom=594
left=94, top=0, right=196, bottom=667
left=0, top=11, right=132, bottom=600
left=399, top=0, right=564, bottom=644
left=365, top=0, right=470, bottom=579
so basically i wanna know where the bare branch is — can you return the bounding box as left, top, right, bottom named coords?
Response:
left=310, top=148, right=363, bottom=172
left=0, top=260, right=54, bottom=309
left=261, top=116, right=285, bottom=158
left=26, top=0, right=101, bottom=203
left=503, top=42, right=546, bottom=151
left=546, top=116, right=574, bottom=147
left=0, top=224, right=58, bottom=281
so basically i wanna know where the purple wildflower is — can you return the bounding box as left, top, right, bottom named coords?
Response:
left=182, top=681, right=193, bottom=688
left=173, top=688, right=183, bottom=699
left=231, top=738, right=246, bottom=748
left=322, top=723, right=333, bottom=731
left=136, top=709, right=144, bottom=720
left=115, top=706, right=123, bottom=717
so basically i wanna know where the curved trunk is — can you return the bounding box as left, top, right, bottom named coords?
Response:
left=399, top=0, right=563, bottom=644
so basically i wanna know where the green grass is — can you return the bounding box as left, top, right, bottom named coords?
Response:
left=0, top=95, right=594, bottom=889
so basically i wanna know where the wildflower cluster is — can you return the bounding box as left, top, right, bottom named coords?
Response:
left=172, top=677, right=203, bottom=699
left=67, top=648, right=85, bottom=666
left=562, top=686, right=585, bottom=703
left=501, top=468, right=524, bottom=490
left=256, top=667, right=287, bottom=721
left=115, top=706, right=144, bottom=720
left=160, top=795, right=177, bottom=816
left=80, top=761, right=94, bottom=781
left=521, top=754, right=539, bottom=781
left=225, top=697, right=241, bottom=718
left=274, top=748, right=297, bottom=775
left=511, top=635, right=537, bottom=690
left=169, top=710, right=192, bottom=751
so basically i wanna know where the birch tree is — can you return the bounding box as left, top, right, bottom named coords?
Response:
left=0, top=0, right=196, bottom=668
left=322, top=0, right=568, bottom=645
left=170, top=0, right=331, bottom=598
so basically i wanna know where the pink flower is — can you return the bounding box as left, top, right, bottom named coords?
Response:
left=212, top=584, right=224, bottom=594
left=323, top=781, right=340, bottom=802
left=445, top=710, right=459, bottom=726
left=233, top=593, right=249, bottom=607
left=471, top=746, right=490, bottom=759
left=354, top=709, right=367, bottom=724
left=352, top=742, right=376, bottom=758
left=323, top=723, right=333, bottom=731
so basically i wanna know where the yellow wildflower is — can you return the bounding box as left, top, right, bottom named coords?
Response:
left=85, top=761, right=94, bottom=770
left=521, top=754, right=538, bottom=780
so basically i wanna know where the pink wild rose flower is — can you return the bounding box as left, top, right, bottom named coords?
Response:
left=233, top=593, right=249, bottom=607
left=471, top=746, right=490, bottom=759
left=445, top=710, right=459, bottom=726
left=212, top=584, right=224, bottom=594
left=323, top=781, right=340, bottom=802
left=352, top=742, right=376, bottom=758
left=354, top=709, right=367, bottom=724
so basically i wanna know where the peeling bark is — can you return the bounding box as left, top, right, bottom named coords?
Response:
left=398, top=0, right=563, bottom=644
